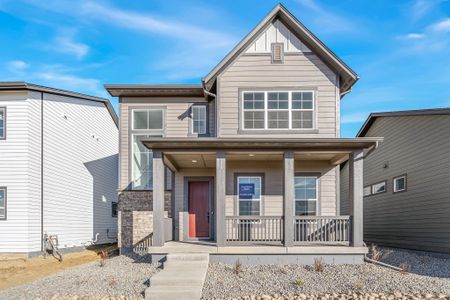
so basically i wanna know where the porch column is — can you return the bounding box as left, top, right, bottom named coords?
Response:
left=215, top=151, right=226, bottom=246
left=152, top=151, right=165, bottom=247
left=349, top=149, right=364, bottom=247
left=284, top=151, right=295, bottom=247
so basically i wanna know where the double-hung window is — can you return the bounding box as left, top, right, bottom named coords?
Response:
left=191, top=105, right=207, bottom=135
left=0, top=107, right=5, bottom=139
left=237, top=176, right=262, bottom=216
left=131, top=109, right=164, bottom=190
left=242, top=91, right=314, bottom=130
left=294, top=176, right=318, bottom=216
left=0, top=187, right=6, bottom=220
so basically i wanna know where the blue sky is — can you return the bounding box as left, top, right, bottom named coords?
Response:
left=1, top=0, right=450, bottom=137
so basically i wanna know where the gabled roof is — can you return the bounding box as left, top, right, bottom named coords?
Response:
left=104, top=84, right=204, bottom=97
left=357, top=107, right=450, bottom=137
left=0, top=81, right=118, bottom=126
left=202, top=3, right=359, bottom=94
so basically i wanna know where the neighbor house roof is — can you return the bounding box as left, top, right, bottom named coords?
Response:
left=202, top=3, right=359, bottom=94
left=357, top=107, right=450, bottom=137
left=104, top=84, right=204, bottom=97
left=0, top=81, right=118, bottom=126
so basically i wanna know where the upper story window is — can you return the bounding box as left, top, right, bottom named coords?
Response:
left=133, top=109, right=164, bottom=130
left=131, top=109, right=165, bottom=190
left=0, top=107, right=5, bottom=139
left=242, top=91, right=314, bottom=130
left=393, top=175, right=407, bottom=193
left=192, top=105, right=207, bottom=135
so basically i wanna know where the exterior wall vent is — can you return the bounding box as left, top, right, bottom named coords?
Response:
left=271, top=43, right=284, bottom=64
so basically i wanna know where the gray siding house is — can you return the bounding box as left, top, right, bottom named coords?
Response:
left=341, top=108, right=450, bottom=254
left=106, top=4, right=381, bottom=264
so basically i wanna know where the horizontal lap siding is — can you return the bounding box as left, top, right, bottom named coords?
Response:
left=225, top=160, right=337, bottom=216
left=363, top=115, right=450, bottom=253
left=42, top=93, right=118, bottom=248
left=119, top=98, right=210, bottom=191
left=0, top=92, right=31, bottom=252
left=218, top=54, right=338, bottom=138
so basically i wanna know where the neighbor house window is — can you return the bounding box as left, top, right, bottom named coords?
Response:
left=393, top=175, right=407, bottom=193
left=295, top=176, right=318, bottom=216
left=0, top=107, right=5, bottom=139
left=372, top=181, right=386, bottom=195
left=237, top=176, right=262, bottom=216
left=363, top=186, right=372, bottom=197
left=191, top=105, right=207, bottom=134
left=111, top=202, right=118, bottom=218
left=242, top=91, right=314, bottom=130
left=131, top=108, right=164, bottom=190
left=0, top=187, right=6, bottom=220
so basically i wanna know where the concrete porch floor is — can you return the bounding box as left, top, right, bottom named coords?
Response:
left=147, top=241, right=368, bottom=255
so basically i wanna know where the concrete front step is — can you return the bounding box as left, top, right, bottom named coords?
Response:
left=166, top=253, right=209, bottom=261
left=145, top=253, right=210, bottom=300
left=145, top=286, right=202, bottom=300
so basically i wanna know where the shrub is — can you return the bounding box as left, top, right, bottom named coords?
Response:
left=293, top=278, right=304, bottom=286
left=233, top=259, right=242, bottom=274
left=399, top=262, right=410, bottom=274
left=352, top=280, right=364, bottom=290
left=369, top=244, right=383, bottom=261
left=98, top=250, right=109, bottom=267
left=313, top=258, right=325, bottom=272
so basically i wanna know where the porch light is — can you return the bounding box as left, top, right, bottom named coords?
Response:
left=249, top=154, right=255, bottom=157
left=192, top=160, right=198, bottom=163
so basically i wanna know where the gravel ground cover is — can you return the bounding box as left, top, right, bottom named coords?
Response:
left=201, top=248, right=450, bottom=299
left=0, top=254, right=160, bottom=300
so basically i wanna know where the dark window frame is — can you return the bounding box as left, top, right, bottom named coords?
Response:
left=393, top=174, right=407, bottom=194
left=0, top=107, right=6, bottom=140
left=111, top=202, right=118, bottom=218
left=0, top=187, right=7, bottom=220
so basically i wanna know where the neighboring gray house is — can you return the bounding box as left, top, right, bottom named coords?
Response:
left=341, top=108, right=450, bottom=254
left=106, top=4, right=381, bottom=264
left=0, top=82, right=119, bottom=256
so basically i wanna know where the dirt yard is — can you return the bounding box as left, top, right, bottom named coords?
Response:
left=0, top=244, right=117, bottom=290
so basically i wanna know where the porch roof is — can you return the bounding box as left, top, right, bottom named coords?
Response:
left=141, top=137, right=382, bottom=152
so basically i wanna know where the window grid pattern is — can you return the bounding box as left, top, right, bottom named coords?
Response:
left=295, top=176, right=317, bottom=216
left=238, top=176, right=262, bottom=216
left=242, top=91, right=314, bottom=130
left=192, top=105, right=207, bottom=134
left=132, top=109, right=163, bottom=130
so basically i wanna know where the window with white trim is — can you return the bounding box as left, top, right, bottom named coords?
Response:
left=237, top=176, right=261, bottom=216
left=192, top=105, right=207, bottom=134
left=0, top=187, right=6, bottom=220
left=393, top=175, right=406, bottom=193
left=131, top=108, right=164, bottom=190
left=242, top=91, right=314, bottom=130
left=363, top=186, right=372, bottom=197
left=132, top=109, right=163, bottom=130
left=372, top=181, right=386, bottom=195
left=0, top=107, right=5, bottom=139
left=295, top=176, right=318, bottom=215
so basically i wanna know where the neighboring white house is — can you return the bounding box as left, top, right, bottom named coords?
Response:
left=0, top=82, right=119, bottom=256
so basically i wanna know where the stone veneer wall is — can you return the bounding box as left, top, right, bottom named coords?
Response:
left=117, top=191, right=171, bottom=252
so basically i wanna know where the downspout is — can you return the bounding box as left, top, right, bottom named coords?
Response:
left=201, top=80, right=216, bottom=99
left=201, top=80, right=217, bottom=136
left=40, top=92, right=44, bottom=252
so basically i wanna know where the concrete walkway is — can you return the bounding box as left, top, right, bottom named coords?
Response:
left=145, top=253, right=209, bottom=300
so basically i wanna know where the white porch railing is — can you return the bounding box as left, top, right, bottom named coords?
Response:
left=225, top=216, right=284, bottom=245
left=294, top=216, right=351, bottom=244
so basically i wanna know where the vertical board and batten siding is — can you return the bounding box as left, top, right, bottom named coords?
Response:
left=0, top=92, right=32, bottom=252
left=217, top=53, right=338, bottom=138
left=119, top=97, right=214, bottom=191
left=352, top=115, right=450, bottom=253
left=42, top=93, right=118, bottom=248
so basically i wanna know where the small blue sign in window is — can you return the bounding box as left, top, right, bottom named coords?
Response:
left=239, top=183, right=255, bottom=199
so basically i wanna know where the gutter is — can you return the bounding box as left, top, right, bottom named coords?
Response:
left=201, top=80, right=216, bottom=99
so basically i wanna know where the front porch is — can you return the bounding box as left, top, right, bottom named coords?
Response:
left=144, top=138, right=380, bottom=252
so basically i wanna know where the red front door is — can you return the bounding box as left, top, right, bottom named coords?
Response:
left=188, top=181, right=209, bottom=238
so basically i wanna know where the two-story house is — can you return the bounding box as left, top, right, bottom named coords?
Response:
left=0, top=82, right=119, bottom=256
left=105, top=4, right=382, bottom=264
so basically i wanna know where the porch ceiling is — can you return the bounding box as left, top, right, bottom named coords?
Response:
left=164, top=151, right=350, bottom=170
